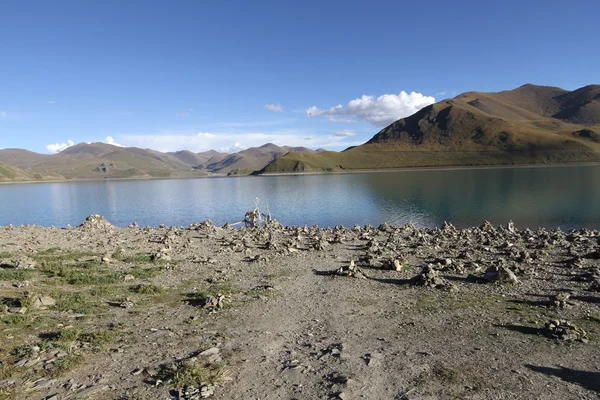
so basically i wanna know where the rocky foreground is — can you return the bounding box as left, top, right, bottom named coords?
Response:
left=0, top=216, right=599, bottom=400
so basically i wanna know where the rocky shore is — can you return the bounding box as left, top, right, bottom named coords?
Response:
left=1, top=216, right=599, bottom=399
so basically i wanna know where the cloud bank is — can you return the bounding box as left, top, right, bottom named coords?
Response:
left=264, top=104, right=285, bottom=113
left=46, top=140, right=74, bottom=154
left=306, top=91, right=436, bottom=127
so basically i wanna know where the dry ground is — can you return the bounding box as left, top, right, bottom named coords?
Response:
left=0, top=217, right=599, bottom=400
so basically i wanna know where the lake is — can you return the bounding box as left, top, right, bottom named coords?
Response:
left=0, top=165, right=599, bottom=230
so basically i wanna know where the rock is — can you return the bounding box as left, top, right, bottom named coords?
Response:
left=123, top=274, right=135, bottom=282
left=12, top=256, right=37, bottom=269
left=333, top=260, right=367, bottom=279
left=8, top=306, right=27, bottom=314
left=31, top=378, right=57, bottom=390
left=74, top=385, right=110, bottom=397
left=542, top=320, right=587, bottom=342
left=412, top=265, right=457, bottom=291
left=483, top=265, right=520, bottom=285
left=120, top=298, right=135, bottom=309
left=79, top=215, right=114, bottom=231
left=507, top=220, right=516, bottom=233
left=551, top=293, right=572, bottom=309
left=199, top=295, right=225, bottom=312
left=30, top=295, right=57, bottom=310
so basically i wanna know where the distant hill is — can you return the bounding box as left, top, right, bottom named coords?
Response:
left=166, top=150, right=228, bottom=168
left=201, top=143, right=315, bottom=175
left=0, top=161, right=62, bottom=182
left=0, top=142, right=315, bottom=181
left=261, top=84, right=600, bottom=173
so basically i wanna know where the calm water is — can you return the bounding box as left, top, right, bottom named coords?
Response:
left=0, top=166, right=599, bottom=230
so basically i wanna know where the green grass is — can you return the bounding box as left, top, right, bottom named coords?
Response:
left=156, top=358, right=226, bottom=387
left=130, top=283, right=164, bottom=294
left=0, top=314, right=32, bottom=325
left=0, top=268, right=34, bottom=281
left=129, top=266, right=162, bottom=279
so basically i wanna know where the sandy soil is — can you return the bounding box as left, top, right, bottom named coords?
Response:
left=0, top=216, right=599, bottom=400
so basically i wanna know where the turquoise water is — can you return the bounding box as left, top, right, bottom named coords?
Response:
left=0, top=166, right=599, bottom=229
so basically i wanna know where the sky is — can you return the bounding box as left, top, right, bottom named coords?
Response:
left=0, top=0, right=599, bottom=154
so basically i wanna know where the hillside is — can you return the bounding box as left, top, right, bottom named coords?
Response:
left=202, top=143, right=315, bottom=175
left=0, top=143, right=206, bottom=180
left=166, top=150, right=228, bottom=168
left=0, top=161, right=62, bottom=182
left=0, top=143, right=314, bottom=181
left=261, top=84, right=600, bottom=173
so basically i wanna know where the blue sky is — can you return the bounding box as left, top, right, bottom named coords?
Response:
left=1, top=0, right=598, bottom=154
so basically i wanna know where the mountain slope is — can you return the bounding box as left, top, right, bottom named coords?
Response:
left=204, top=143, right=315, bottom=175
left=0, top=162, right=63, bottom=182
left=261, top=84, right=600, bottom=173
left=7, top=143, right=205, bottom=180
left=166, top=150, right=229, bottom=168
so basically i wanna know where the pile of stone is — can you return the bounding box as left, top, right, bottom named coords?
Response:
left=178, top=383, right=215, bottom=399
left=200, top=295, right=225, bottom=313
left=542, top=320, right=587, bottom=342
left=483, top=264, right=521, bottom=285
left=79, top=215, right=114, bottom=231
left=333, top=261, right=366, bottom=279
left=412, top=265, right=456, bottom=291
left=550, top=293, right=572, bottom=309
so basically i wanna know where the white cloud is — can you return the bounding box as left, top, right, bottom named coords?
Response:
left=47, top=100, right=56, bottom=104
left=175, top=108, right=194, bottom=117
left=306, top=91, right=436, bottom=127
left=120, top=130, right=363, bottom=153
left=334, top=129, right=356, bottom=137
left=264, top=104, right=285, bottom=113
left=46, top=139, right=74, bottom=154
left=104, top=136, right=123, bottom=147
left=0, top=111, right=6, bottom=118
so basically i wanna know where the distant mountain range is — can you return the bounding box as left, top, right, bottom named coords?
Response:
left=1, top=84, right=599, bottom=182
left=0, top=142, right=318, bottom=181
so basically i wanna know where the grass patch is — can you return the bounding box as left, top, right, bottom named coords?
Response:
left=156, top=358, right=226, bottom=387
left=0, top=314, right=32, bottom=325
left=119, top=253, right=152, bottom=264
left=46, top=352, right=84, bottom=377
left=0, top=268, right=34, bottom=281
left=130, top=284, right=164, bottom=294
left=130, top=266, right=162, bottom=279
left=49, top=290, right=96, bottom=314
left=0, top=252, right=13, bottom=258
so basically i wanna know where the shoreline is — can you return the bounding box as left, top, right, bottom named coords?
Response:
left=1, top=161, right=599, bottom=185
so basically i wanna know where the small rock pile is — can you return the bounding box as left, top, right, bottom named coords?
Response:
left=79, top=215, right=114, bottom=231
left=412, top=265, right=456, bottom=291
left=483, top=264, right=521, bottom=285
left=333, top=261, right=366, bottom=279
left=542, top=320, right=587, bottom=342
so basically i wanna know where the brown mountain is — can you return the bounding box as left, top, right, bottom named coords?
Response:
left=203, top=143, right=315, bottom=175
left=261, top=84, right=600, bottom=173
left=166, top=150, right=228, bottom=168
left=0, top=161, right=61, bottom=182
left=0, top=142, right=315, bottom=181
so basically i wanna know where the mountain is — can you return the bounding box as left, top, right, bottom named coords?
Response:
left=0, top=142, right=315, bottom=181
left=201, top=143, right=315, bottom=175
left=166, top=150, right=228, bottom=168
left=0, top=143, right=204, bottom=180
left=261, top=84, right=600, bottom=173
left=0, top=161, right=62, bottom=182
